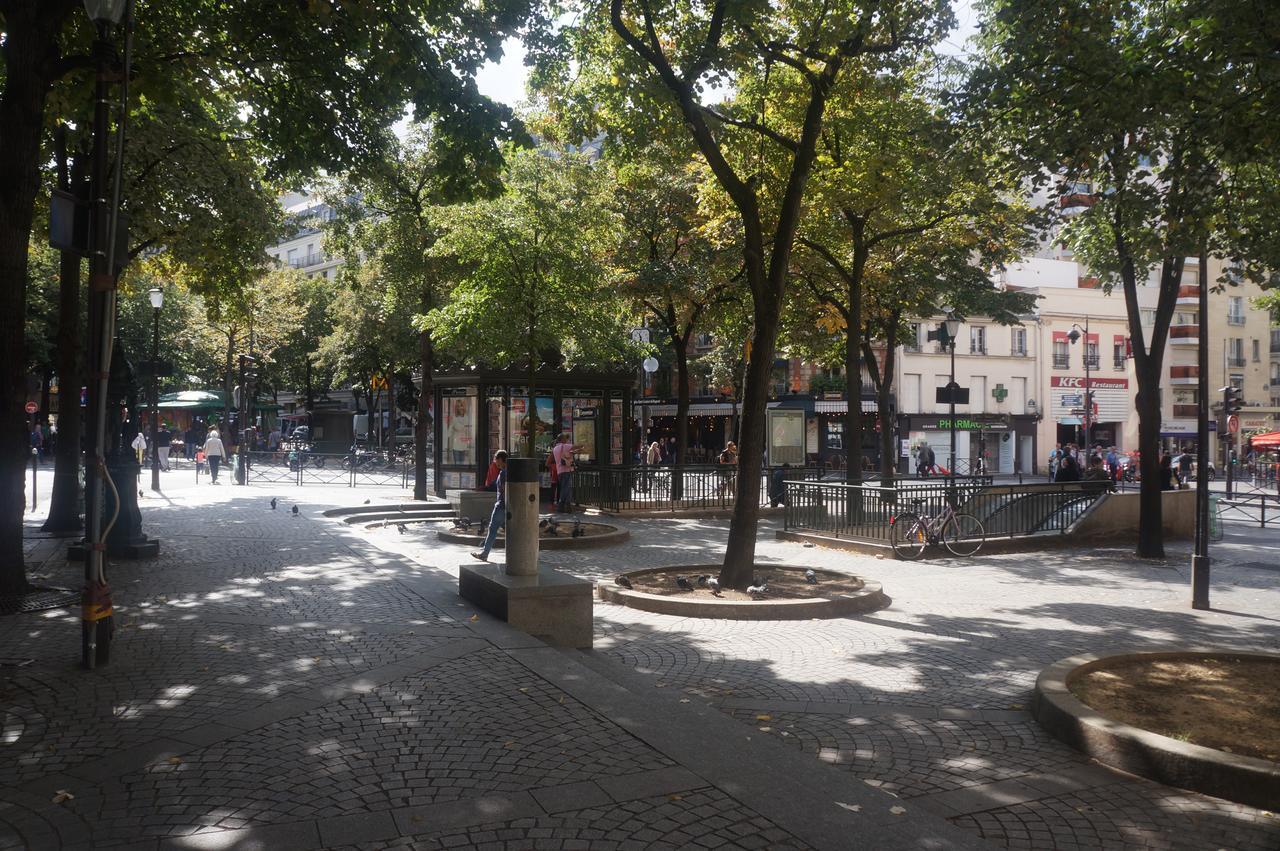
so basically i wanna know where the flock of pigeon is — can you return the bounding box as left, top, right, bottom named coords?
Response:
left=268, top=497, right=299, bottom=516
left=615, top=568, right=820, bottom=599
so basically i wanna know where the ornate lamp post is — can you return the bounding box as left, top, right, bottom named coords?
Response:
left=147, top=286, right=163, bottom=490
left=940, top=306, right=962, bottom=484
left=1067, top=318, right=1093, bottom=449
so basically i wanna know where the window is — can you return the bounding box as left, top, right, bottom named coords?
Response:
left=1053, top=340, right=1070, bottom=370
left=1230, top=374, right=1244, bottom=391
left=1011, top=328, right=1026, bottom=357
left=1113, top=339, right=1127, bottom=370
left=970, top=326, right=986, bottom=355
left=1228, top=338, right=1246, bottom=368
left=1174, top=311, right=1196, bottom=326
left=286, top=248, right=298, bottom=265
left=1084, top=342, right=1100, bottom=370
left=1254, top=339, right=1261, bottom=363
left=1227, top=296, right=1245, bottom=325
left=904, top=323, right=921, bottom=352
left=1272, top=329, right=1280, bottom=353
left=1141, top=309, right=1156, bottom=327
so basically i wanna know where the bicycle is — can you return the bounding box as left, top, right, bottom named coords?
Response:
left=890, top=497, right=986, bottom=560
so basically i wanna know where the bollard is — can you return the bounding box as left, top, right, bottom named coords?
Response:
left=504, top=457, right=540, bottom=577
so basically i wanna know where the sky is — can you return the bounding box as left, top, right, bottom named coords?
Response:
left=474, top=0, right=981, bottom=107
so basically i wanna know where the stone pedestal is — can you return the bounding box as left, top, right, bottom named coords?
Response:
left=459, top=564, right=593, bottom=649
left=448, top=489, right=499, bottom=525
left=68, top=456, right=160, bottom=560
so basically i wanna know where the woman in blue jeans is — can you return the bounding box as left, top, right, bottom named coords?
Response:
left=471, top=451, right=508, bottom=561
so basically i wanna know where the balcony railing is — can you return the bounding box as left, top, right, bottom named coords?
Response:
left=1052, top=354, right=1070, bottom=370
left=1083, top=354, right=1100, bottom=369
left=1227, top=312, right=1246, bottom=326
left=1228, top=356, right=1247, bottom=368
left=1172, top=404, right=1199, bottom=418
left=1012, top=348, right=1027, bottom=358
left=288, top=252, right=326, bottom=268
left=1113, top=356, right=1127, bottom=370
left=970, top=345, right=987, bottom=355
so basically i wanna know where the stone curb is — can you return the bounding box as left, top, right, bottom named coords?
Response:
left=437, top=525, right=630, bottom=550
left=1031, top=648, right=1280, bottom=810
left=597, top=564, right=890, bottom=620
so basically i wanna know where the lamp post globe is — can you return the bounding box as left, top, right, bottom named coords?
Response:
left=83, top=0, right=127, bottom=25
left=148, top=286, right=163, bottom=309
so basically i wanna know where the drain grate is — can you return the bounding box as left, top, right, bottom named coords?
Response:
left=0, top=586, right=79, bottom=617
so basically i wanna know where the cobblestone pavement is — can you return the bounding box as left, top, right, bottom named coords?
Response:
left=3, top=477, right=968, bottom=850
left=363, top=504, right=1280, bottom=851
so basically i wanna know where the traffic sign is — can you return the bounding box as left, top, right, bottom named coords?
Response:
left=1227, top=414, right=1239, bottom=434
left=24, top=401, right=37, bottom=415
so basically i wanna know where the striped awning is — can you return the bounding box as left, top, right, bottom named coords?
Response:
left=814, top=400, right=878, bottom=414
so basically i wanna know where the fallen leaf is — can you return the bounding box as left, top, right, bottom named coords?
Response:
left=679, top=699, right=691, bottom=704
left=758, top=726, right=772, bottom=732
left=52, top=790, right=74, bottom=804
left=469, top=614, right=479, bottom=622
left=1007, top=703, right=1024, bottom=710
left=411, top=815, right=424, bottom=825
left=504, top=741, right=515, bottom=748
left=835, top=802, right=861, bottom=813
left=668, top=794, right=683, bottom=801
left=890, top=806, right=907, bottom=815
left=756, top=714, right=772, bottom=721
left=518, top=687, right=528, bottom=693
left=167, top=756, right=182, bottom=765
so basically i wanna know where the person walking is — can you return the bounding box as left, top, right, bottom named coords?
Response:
left=156, top=424, right=172, bottom=472
left=1159, top=454, right=1180, bottom=491
left=471, top=450, right=508, bottom=562
left=1048, top=443, right=1062, bottom=482
left=131, top=429, right=148, bottom=465
left=202, top=428, right=226, bottom=484
left=1056, top=448, right=1081, bottom=482
left=552, top=433, right=581, bottom=513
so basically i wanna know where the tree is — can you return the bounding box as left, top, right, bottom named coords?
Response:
left=538, top=0, right=953, bottom=586
left=325, top=123, right=503, bottom=499
left=791, top=64, right=1033, bottom=482
left=1, top=0, right=537, bottom=594
left=425, top=147, right=636, bottom=456
left=610, top=151, right=738, bottom=475
left=970, top=0, right=1280, bottom=558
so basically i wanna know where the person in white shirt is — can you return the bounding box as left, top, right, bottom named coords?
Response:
left=202, top=429, right=226, bottom=483
left=130, top=430, right=148, bottom=465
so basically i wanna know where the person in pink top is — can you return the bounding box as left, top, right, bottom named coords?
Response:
left=552, top=433, right=582, bottom=513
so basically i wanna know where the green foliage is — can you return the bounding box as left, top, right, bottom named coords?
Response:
left=314, top=261, right=417, bottom=393
left=425, top=147, right=640, bottom=373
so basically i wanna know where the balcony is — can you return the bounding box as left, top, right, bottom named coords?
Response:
left=1113, top=356, right=1127, bottom=370
left=1169, top=365, right=1199, bottom=386
left=1172, top=404, right=1199, bottom=419
left=1083, top=354, right=1100, bottom=370
left=288, top=252, right=326, bottom=268
left=1052, top=353, right=1070, bottom=370
left=1175, top=285, right=1200, bottom=306
left=1228, top=355, right=1247, bottom=368
left=1011, top=348, right=1027, bottom=358
left=1169, top=324, right=1199, bottom=346
left=970, top=346, right=987, bottom=356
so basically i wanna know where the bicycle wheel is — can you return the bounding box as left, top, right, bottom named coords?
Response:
left=942, top=513, right=986, bottom=557
left=891, top=512, right=928, bottom=560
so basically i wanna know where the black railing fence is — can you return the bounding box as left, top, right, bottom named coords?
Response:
left=784, top=478, right=1110, bottom=543
left=240, top=450, right=416, bottom=489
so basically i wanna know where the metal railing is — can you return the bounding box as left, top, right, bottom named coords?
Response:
left=241, top=450, right=415, bottom=488
left=1053, top=354, right=1070, bottom=369
left=1216, top=492, right=1280, bottom=527
left=783, top=477, right=995, bottom=545
left=783, top=479, right=1110, bottom=544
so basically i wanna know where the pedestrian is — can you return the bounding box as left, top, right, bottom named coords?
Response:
left=918, top=444, right=935, bottom=478
left=552, top=433, right=581, bottom=513
left=717, top=441, right=738, bottom=495
left=1083, top=455, right=1109, bottom=482
left=156, top=423, right=172, bottom=472
left=131, top=429, right=148, bottom=465
left=769, top=463, right=790, bottom=507
left=1159, top=454, right=1180, bottom=491
left=202, top=428, right=226, bottom=484
left=183, top=425, right=196, bottom=460
left=29, top=422, right=43, bottom=463
left=471, top=450, right=508, bottom=562
left=544, top=447, right=558, bottom=505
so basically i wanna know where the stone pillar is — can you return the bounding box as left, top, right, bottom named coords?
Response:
left=504, top=457, right=540, bottom=576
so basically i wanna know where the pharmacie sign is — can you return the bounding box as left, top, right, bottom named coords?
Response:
left=935, top=419, right=1007, bottom=430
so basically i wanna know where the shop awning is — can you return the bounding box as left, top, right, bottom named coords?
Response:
left=644, top=402, right=735, bottom=417
left=151, top=390, right=225, bottom=409
left=1250, top=431, right=1280, bottom=450
left=814, top=400, right=878, bottom=414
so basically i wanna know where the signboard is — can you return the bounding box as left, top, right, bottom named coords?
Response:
left=1227, top=415, right=1239, bottom=434
left=24, top=401, right=37, bottom=414
left=935, top=386, right=971, bottom=405
left=630, top=328, right=650, bottom=344
left=1049, top=376, right=1129, bottom=423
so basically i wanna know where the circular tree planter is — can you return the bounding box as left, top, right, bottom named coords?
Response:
left=598, top=565, right=889, bottom=620
left=438, top=521, right=629, bottom=550
left=1033, top=650, right=1280, bottom=810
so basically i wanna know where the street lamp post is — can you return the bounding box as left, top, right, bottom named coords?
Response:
left=81, top=0, right=131, bottom=671
left=939, top=307, right=962, bottom=500
left=148, top=287, right=163, bottom=490
left=1068, top=319, right=1092, bottom=450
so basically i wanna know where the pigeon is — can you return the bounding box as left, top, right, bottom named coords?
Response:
left=291, top=505, right=299, bottom=516
left=363, top=498, right=371, bottom=505
left=696, top=575, right=711, bottom=587
left=707, top=577, right=721, bottom=596
left=747, top=581, right=768, bottom=597
left=676, top=575, right=693, bottom=590
left=616, top=575, right=633, bottom=589
left=139, top=489, right=145, bottom=499
left=571, top=520, right=584, bottom=538
left=477, top=518, right=489, bottom=536
left=455, top=517, right=472, bottom=532
left=538, top=518, right=549, bottom=530
left=270, top=497, right=277, bottom=510
left=546, top=520, right=560, bottom=536
left=396, top=523, right=407, bottom=534
left=804, top=569, right=818, bottom=585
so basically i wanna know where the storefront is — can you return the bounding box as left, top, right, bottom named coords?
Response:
left=1049, top=375, right=1128, bottom=449
left=898, top=413, right=1038, bottom=476
left=635, top=401, right=736, bottom=463
left=432, top=370, right=633, bottom=496
left=813, top=397, right=881, bottom=468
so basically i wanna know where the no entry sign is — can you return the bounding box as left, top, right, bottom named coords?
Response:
left=24, top=401, right=37, bottom=414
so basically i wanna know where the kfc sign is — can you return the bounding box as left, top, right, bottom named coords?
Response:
left=1050, top=376, right=1129, bottom=390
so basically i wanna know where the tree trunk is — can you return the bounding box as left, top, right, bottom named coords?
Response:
left=721, top=302, right=780, bottom=588
left=0, top=5, right=74, bottom=593
left=673, top=333, right=689, bottom=500
left=1134, top=374, right=1165, bottom=558
left=844, top=327, right=862, bottom=483
left=44, top=152, right=87, bottom=534
left=414, top=301, right=432, bottom=500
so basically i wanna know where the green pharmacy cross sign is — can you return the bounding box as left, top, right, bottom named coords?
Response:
left=992, top=384, right=1008, bottom=403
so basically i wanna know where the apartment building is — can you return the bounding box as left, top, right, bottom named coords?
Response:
left=268, top=191, right=343, bottom=280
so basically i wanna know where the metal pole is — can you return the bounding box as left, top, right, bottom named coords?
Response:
left=31, top=446, right=38, bottom=512
left=1083, top=317, right=1091, bottom=450
left=1192, top=248, right=1210, bottom=609
left=149, top=305, right=160, bottom=490
left=949, top=337, right=957, bottom=495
